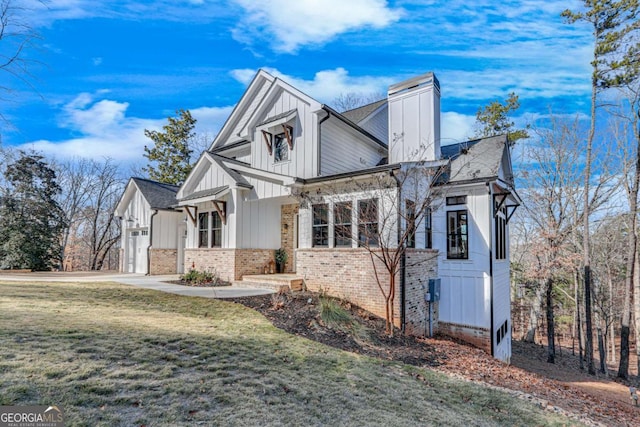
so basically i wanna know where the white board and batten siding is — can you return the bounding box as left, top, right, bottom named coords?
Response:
left=152, top=210, right=182, bottom=249
left=193, top=159, right=237, bottom=193
left=320, top=118, right=384, bottom=176
left=493, top=227, right=511, bottom=361
left=226, top=80, right=272, bottom=146
left=437, top=186, right=492, bottom=329
left=236, top=197, right=284, bottom=249
left=122, top=189, right=151, bottom=230
left=388, top=81, right=440, bottom=163
left=251, top=91, right=319, bottom=179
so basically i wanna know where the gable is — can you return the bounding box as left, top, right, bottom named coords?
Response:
left=177, top=152, right=252, bottom=202
left=209, top=70, right=275, bottom=151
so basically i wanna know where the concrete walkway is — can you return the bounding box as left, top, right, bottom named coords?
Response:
left=0, top=271, right=274, bottom=299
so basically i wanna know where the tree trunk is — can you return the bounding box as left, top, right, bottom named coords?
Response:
left=546, top=278, right=555, bottom=364
left=597, top=326, right=606, bottom=374
left=619, top=204, right=637, bottom=379
left=632, top=252, right=640, bottom=376
left=609, top=274, right=616, bottom=364
left=576, top=270, right=584, bottom=370
left=524, top=285, right=544, bottom=343
left=583, top=64, right=598, bottom=376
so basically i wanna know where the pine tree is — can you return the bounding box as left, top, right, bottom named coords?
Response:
left=0, top=152, right=67, bottom=270
left=475, top=92, right=529, bottom=144
left=143, top=109, right=196, bottom=185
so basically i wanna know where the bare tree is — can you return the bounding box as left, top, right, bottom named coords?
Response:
left=515, top=115, right=614, bottom=363
left=331, top=92, right=385, bottom=113
left=0, top=0, right=41, bottom=101
left=609, top=89, right=640, bottom=378
left=56, top=157, right=123, bottom=271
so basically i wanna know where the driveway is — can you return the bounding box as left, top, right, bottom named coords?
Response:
left=0, top=271, right=274, bottom=299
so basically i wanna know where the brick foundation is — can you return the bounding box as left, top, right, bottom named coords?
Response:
left=149, top=249, right=178, bottom=275
left=184, top=248, right=276, bottom=282
left=296, top=248, right=439, bottom=331
left=438, top=321, right=491, bottom=353
left=296, top=248, right=396, bottom=323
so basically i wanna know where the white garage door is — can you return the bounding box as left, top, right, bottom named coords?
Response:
left=127, top=229, right=149, bottom=274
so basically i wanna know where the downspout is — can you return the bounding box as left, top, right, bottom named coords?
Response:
left=392, top=171, right=406, bottom=333
left=317, top=111, right=330, bottom=176
left=487, top=182, right=495, bottom=356
left=147, top=209, right=158, bottom=276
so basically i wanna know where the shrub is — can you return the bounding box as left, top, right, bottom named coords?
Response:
left=180, top=268, right=229, bottom=286
left=319, top=295, right=352, bottom=326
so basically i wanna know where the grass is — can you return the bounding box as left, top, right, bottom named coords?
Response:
left=0, top=280, right=581, bottom=426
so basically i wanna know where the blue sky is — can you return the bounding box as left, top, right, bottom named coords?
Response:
left=1, top=0, right=593, bottom=164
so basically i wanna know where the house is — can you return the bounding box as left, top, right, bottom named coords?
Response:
left=119, top=69, right=519, bottom=362
left=114, top=177, right=185, bottom=275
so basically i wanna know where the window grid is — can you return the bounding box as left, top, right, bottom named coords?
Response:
left=447, top=210, right=468, bottom=259
left=333, top=201, right=352, bottom=247
left=358, top=198, right=379, bottom=247
left=312, top=204, right=329, bottom=247
left=198, top=212, right=208, bottom=248
left=406, top=200, right=416, bottom=248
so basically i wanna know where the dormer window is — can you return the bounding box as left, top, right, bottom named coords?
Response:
left=274, top=133, right=289, bottom=162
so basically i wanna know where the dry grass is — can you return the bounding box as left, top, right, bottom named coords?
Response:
left=0, top=281, right=579, bottom=426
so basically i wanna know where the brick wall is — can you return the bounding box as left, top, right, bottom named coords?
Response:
left=404, top=249, right=439, bottom=337
left=184, top=248, right=276, bottom=281
left=184, top=249, right=235, bottom=282
left=235, top=249, right=275, bottom=278
left=297, top=248, right=440, bottom=334
left=438, top=322, right=491, bottom=353
left=280, top=204, right=298, bottom=273
left=296, top=248, right=398, bottom=324
left=149, top=249, right=177, bottom=275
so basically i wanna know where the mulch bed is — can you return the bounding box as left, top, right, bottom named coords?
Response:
left=231, top=291, right=443, bottom=367
left=166, top=280, right=231, bottom=287
left=230, top=290, right=640, bottom=427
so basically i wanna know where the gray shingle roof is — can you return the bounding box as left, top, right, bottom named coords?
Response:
left=440, top=135, right=508, bottom=185
left=256, top=109, right=297, bottom=128
left=132, top=178, right=180, bottom=210
left=178, top=186, right=229, bottom=202
left=340, top=99, right=386, bottom=124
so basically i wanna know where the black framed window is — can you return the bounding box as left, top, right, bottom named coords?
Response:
left=358, top=198, right=379, bottom=247
left=406, top=200, right=416, bottom=248
left=198, top=212, right=208, bottom=248
left=495, top=204, right=507, bottom=260
left=446, top=195, right=467, bottom=206
left=312, top=204, right=329, bottom=247
left=447, top=210, right=468, bottom=259
left=334, top=201, right=352, bottom=247
left=425, top=207, right=432, bottom=249
left=211, top=211, right=222, bottom=248
left=274, top=133, right=289, bottom=162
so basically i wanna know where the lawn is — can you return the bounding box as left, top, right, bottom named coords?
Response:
left=0, top=281, right=579, bottom=426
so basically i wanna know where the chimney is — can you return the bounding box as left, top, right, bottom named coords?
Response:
left=387, top=72, right=441, bottom=163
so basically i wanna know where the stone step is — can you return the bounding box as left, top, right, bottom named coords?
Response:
left=236, top=274, right=304, bottom=292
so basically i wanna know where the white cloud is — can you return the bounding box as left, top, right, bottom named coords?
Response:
left=231, top=0, right=402, bottom=53
left=231, top=67, right=394, bottom=104
left=441, top=112, right=476, bottom=144
left=17, top=92, right=233, bottom=163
